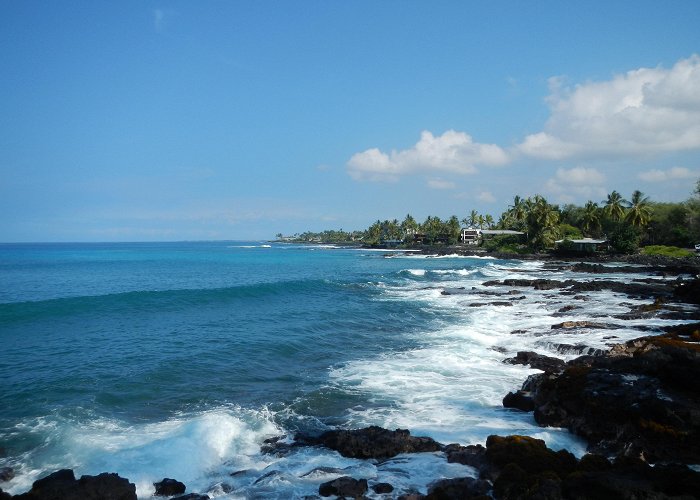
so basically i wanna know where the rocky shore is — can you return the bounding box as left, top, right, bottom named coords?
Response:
left=3, top=259, right=700, bottom=499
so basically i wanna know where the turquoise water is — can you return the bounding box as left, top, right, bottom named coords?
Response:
left=1, top=242, right=666, bottom=497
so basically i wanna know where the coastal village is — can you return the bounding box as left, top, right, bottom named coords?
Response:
left=278, top=186, right=700, bottom=259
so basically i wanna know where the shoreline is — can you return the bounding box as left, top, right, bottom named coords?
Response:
left=3, top=256, right=700, bottom=499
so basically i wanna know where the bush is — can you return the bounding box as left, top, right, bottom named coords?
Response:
left=641, top=245, right=695, bottom=258
left=609, top=224, right=641, bottom=254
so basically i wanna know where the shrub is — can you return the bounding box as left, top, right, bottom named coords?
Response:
left=609, top=224, right=641, bottom=254
left=641, top=245, right=695, bottom=258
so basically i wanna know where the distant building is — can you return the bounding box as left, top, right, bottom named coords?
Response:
left=555, top=237, right=608, bottom=253
left=461, top=228, right=524, bottom=245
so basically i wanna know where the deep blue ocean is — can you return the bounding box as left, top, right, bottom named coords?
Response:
left=0, top=242, right=673, bottom=498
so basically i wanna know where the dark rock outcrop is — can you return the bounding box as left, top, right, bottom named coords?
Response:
left=318, top=476, right=367, bottom=498
left=170, top=495, right=209, bottom=500
left=12, top=469, right=136, bottom=500
left=425, top=476, right=490, bottom=499
left=448, top=435, right=700, bottom=500
left=502, top=391, right=534, bottom=412
left=296, top=426, right=442, bottom=459
left=154, top=478, right=186, bottom=496
left=503, top=351, right=565, bottom=373
left=524, top=323, right=700, bottom=463
left=371, top=482, right=394, bottom=494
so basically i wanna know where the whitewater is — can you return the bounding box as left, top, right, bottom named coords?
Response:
left=0, top=242, right=685, bottom=498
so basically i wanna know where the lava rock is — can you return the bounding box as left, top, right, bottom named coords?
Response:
left=171, top=495, right=209, bottom=500
left=154, top=478, right=186, bottom=496
left=425, top=477, right=491, bottom=499
left=371, top=482, right=394, bottom=494
left=503, top=351, right=565, bottom=373
left=297, top=426, right=442, bottom=459
left=502, top=391, right=535, bottom=412
left=318, top=476, right=367, bottom=498
left=12, top=469, right=136, bottom=500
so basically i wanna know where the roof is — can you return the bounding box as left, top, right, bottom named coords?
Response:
left=481, top=229, right=525, bottom=235
left=556, top=238, right=608, bottom=244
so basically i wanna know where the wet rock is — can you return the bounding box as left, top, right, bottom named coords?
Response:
left=0, top=468, right=13, bottom=482
left=502, top=391, right=535, bottom=412
left=12, top=469, right=136, bottom=500
left=371, top=482, right=394, bottom=494
left=441, top=288, right=468, bottom=295
left=300, top=466, right=348, bottom=478
left=154, top=478, right=186, bottom=496
left=510, top=329, right=528, bottom=335
left=490, top=301, right=513, bottom=307
left=425, top=477, right=490, bottom=499
left=503, top=351, right=565, bottom=373
left=555, top=304, right=580, bottom=314
left=171, top=495, right=209, bottom=500
left=550, top=321, right=620, bottom=330
left=525, top=327, right=700, bottom=463
left=544, top=343, right=605, bottom=357
left=297, top=426, right=442, bottom=459
left=674, top=278, right=700, bottom=304
left=444, top=443, right=487, bottom=470
left=0, top=489, right=11, bottom=500
left=318, top=476, right=367, bottom=498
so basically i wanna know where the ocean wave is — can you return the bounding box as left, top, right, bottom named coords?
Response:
left=0, top=279, right=336, bottom=324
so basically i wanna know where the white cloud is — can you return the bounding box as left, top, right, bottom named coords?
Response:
left=477, top=191, right=496, bottom=203
left=427, top=178, right=457, bottom=190
left=545, top=167, right=607, bottom=203
left=347, top=130, right=509, bottom=182
left=638, top=166, right=698, bottom=182
left=518, top=55, right=700, bottom=160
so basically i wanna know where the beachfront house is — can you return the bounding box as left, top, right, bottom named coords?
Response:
left=461, top=228, right=481, bottom=245
left=555, top=237, right=608, bottom=253
left=461, top=228, right=525, bottom=245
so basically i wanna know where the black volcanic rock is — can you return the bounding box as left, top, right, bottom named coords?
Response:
left=524, top=323, right=700, bottom=463
left=12, top=469, right=136, bottom=500
left=318, top=476, right=367, bottom=498
left=504, top=351, right=565, bottom=373
left=296, top=426, right=442, bottom=459
left=154, top=478, right=186, bottom=496
left=425, top=477, right=490, bottom=499
left=0, top=468, right=13, bottom=482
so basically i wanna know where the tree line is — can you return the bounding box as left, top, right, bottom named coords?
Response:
left=279, top=181, right=700, bottom=253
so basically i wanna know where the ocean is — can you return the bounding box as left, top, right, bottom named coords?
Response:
left=0, top=242, right=682, bottom=498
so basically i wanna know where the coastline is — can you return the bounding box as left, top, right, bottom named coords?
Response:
left=3, top=254, right=700, bottom=499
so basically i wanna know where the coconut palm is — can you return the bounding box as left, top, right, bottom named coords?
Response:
left=463, top=209, right=479, bottom=228
left=603, top=190, right=627, bottom=222
left=625, top=190, right=652, bottom=228
left=581, top=201, right=602, bottom=237
left=477, top=214, right=486, bottom=229
left=526, top=195, right=560, bottom=249
left=484, top=214, right=494, bottom=229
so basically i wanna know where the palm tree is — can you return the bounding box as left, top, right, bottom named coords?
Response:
left=477, top=214, right=486, bottom=229
left=603, top=191, right=627, bottom=222
left=526, top=195, right=560, bottom=250
left=484, top=214, right=494, bottom=229
left=466, top=209, right=479, bottom=228
left=581, top=201, right=601, bottom=237
left=507, top=195, right=527, bottom=230
left=625, top=190, right=652, bottom=228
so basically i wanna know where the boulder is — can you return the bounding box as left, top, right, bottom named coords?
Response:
left=171, top=495, right=209, bottom=500
left=425, top=477, right=490, bottom=499
left=371, top=482, right=394, bottom=494
left=297, top=426, right=441, bottom=459
left=12, top=469, right=136, bottom=500
left=318, top=476, right=367, bottom=498
left=503, top=351, right=565, bottom=373
left=154, top=478, right=186, bottom=496
left=502, top=391, right=535, bottom=412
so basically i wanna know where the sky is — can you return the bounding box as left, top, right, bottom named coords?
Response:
left=1, top=1, right=699, bottom=242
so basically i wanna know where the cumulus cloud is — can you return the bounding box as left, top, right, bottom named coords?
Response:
left=427, top=178, right=457, bottom=190
left=477, top=191, right=496, bottom=203
left=347, top=130, right=509, bottom=182
left=518, top=55, right=700, bottom=160
left=545, top=167, right=607, bottom=203
left=638, top=166, right=698, bottom=182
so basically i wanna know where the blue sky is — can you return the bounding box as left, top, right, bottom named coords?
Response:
left=1, top=1, right=699, bottom=241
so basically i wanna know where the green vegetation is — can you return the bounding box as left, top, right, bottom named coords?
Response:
left=280, top=182, right=700, bottom=256
left=641, top=245, right=695, bottom=258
